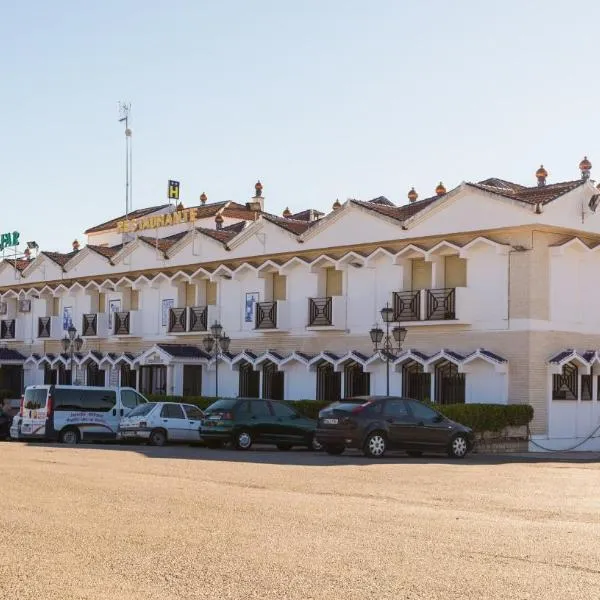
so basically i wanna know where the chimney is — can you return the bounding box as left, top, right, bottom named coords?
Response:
left=332, top=198, right=342, bottom=211
left=435, top=182, right=446, bottom=196
left=72, top=239, right=80, bottom=252
left=282, top=207, right=292, bottom=218
left=215, top=213, right=224, bottom=230
left=535, top=165, right=548, bottom=187
left=200, top=192, right=208, bottom=205
left=579, top=156, right=592, bottom=180
left=246, top=180, right=264, bottom=212
left=407, top=187, right=418, bottom=203
left=24, top=248, right=31, bottom=261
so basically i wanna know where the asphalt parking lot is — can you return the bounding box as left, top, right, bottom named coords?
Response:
left=0, top=443, right=599, bottom=600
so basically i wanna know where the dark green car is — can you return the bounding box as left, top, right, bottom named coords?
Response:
left=200, top=398, right=321, bottom=451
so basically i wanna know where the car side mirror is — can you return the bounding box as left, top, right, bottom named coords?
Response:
left=433, top=414, right=444, bottom=423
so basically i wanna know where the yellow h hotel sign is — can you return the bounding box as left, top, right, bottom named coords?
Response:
left=168, top=180, right=180, bottom=200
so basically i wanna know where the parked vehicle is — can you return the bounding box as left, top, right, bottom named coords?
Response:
left=118, top=402, right=205, bottom=446
left=200, top=398, right=321, bottom=451
left=0, top=407, right=12, bottom=440
left=2, top=398, right=21, bottom=418
left=18, top=385, right=148, bottom=444
left=9, top=414, right=21, bottom=440
left=316, top=396, right=474, bottom=458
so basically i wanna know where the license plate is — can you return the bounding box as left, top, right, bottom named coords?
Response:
left=323, top=418, right=338, bottom=425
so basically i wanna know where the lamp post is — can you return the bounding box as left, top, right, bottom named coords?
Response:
left=369, top=303, right=407, bottom=396
left=202, top=321, right=231, bottom=399
left=61, top=325, right=83, bottom=385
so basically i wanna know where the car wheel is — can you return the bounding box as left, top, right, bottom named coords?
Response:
left=149, top=429, right=167, bottom=447
left=324, top=444, right=345, bottom=455
left=308, top=434, right=323, bottom=452
left=277, top=443, right=292, bottom=451
left=59, top=428, right=80, bottom=445
left=407, top=451, right=423, bottom=458
left=364, top=432, right=387, bottom=458
left=448, top=434, right=469, bottom=459
left=234, top=430, right=253, bottom=451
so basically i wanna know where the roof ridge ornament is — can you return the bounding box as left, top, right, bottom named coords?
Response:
left=535, top=164, right=548, bottom=187
left=579, top=156, right=592, bottom=180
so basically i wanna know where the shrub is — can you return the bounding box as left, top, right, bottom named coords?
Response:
left=434, top=403, right=533, bottom=433
left=144, top=395, right=533, bottom=433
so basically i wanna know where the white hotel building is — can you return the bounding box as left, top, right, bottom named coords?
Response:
left=2, top=161, right=600, bottom=449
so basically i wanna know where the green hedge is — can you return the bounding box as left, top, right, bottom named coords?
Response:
left=145, top=395, right=533, bottom=433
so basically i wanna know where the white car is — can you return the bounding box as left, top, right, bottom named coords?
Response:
left=118, top=402, right=204, bottom=446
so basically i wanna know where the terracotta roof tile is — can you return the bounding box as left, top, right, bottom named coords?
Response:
left=369, top=196, right=395, bottom=206
left=87, top=244, right=123, bottom=259
left=290, top=209, right=324, bottom=221
left=352, top=195, right=438, bottom=222
left=468, top=179, right=585, bottom=205
left=5, top=259, right=31, bottom=272
left=477, top=178, right=527, bottom=191
left=222, top=221, right=247, bottom=234
left=221, top=207, right=261, bottom=220
left=139, top=231, right=189, bottom=253
left=195, top=227, right=237, bottom=244
left=42, top=250, right=79, bottom=267
left=262, top=214, right=313, bottom=234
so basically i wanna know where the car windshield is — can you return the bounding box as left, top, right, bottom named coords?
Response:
left=127, top=403, right=155, bottom=417
left=204, top=399, right=238, bottom=413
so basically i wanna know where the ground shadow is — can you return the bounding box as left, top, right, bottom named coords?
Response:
left=11, top=440, right=600, bottom=467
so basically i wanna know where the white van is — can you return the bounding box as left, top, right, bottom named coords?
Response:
left=18, top=385, right=148, bottom=444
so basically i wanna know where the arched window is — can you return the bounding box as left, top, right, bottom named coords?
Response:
left=401, top=361, right=431, bottom=403
left=434, top=360, right=465, bottom=404
left=552, top=363, right=578, bottom=400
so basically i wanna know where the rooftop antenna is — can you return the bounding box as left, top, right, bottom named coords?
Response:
left=118, top=102, right=133, bottom=219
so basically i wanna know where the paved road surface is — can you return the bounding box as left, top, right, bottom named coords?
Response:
left=1, top=443, right=599, bottom=599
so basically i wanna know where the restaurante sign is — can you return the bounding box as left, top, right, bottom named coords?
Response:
left=116, top=208, right=199, bottom=233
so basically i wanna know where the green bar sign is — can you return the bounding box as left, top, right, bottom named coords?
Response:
left=0, top=231, right=20, bottom=251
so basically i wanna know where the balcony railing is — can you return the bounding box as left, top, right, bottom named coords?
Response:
left=168, top=308, right=187, bottom=333
left=393, top=291, right=421, bottom=322
left=38, top=317, right=51, bottom=338
left=113, top=312, right=131, bottom=335
left=256, top=301, right=277, bottom=329
left=425, top=288, right=456, bottom=320
left=308, top=297, right=333, bottom=326
left=392, top=288, right=458, bottom=322
left=0, top=319, right=16, bottom=340
left=82, top=314, right=98, bottom=337
left=189, top=306, right=208, bottom=332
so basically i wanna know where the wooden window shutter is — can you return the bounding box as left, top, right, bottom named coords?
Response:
left=98, top=293, right=106, bottom=313
left=325, top=268, right=343, bottom=297
left=411, top=259, right=431, bottom=290
left=185, top=283, right=196, bottom=307
left=130, top=290, right=139, bottom=311
left=206, top=281, right=217, bottom=306
left=444, top=256, right=467, bottom=288
left=273, top=274, right=287, bottom=301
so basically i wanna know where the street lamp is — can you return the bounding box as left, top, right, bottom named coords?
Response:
left=60, top=325, right=83, bottom=385
left=202, top=321, right=231, bottom=398
left=369, top=303, right=407, bottom=396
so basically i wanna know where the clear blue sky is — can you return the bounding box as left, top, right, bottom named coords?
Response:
left=1, top=1, right=597, bottom=252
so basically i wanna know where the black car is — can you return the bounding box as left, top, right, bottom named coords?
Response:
left=200, top=398, right=321, bottom=451
left=0, top=408, right=13, bottom=440
left=316, top=396, right=474, bottom=458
